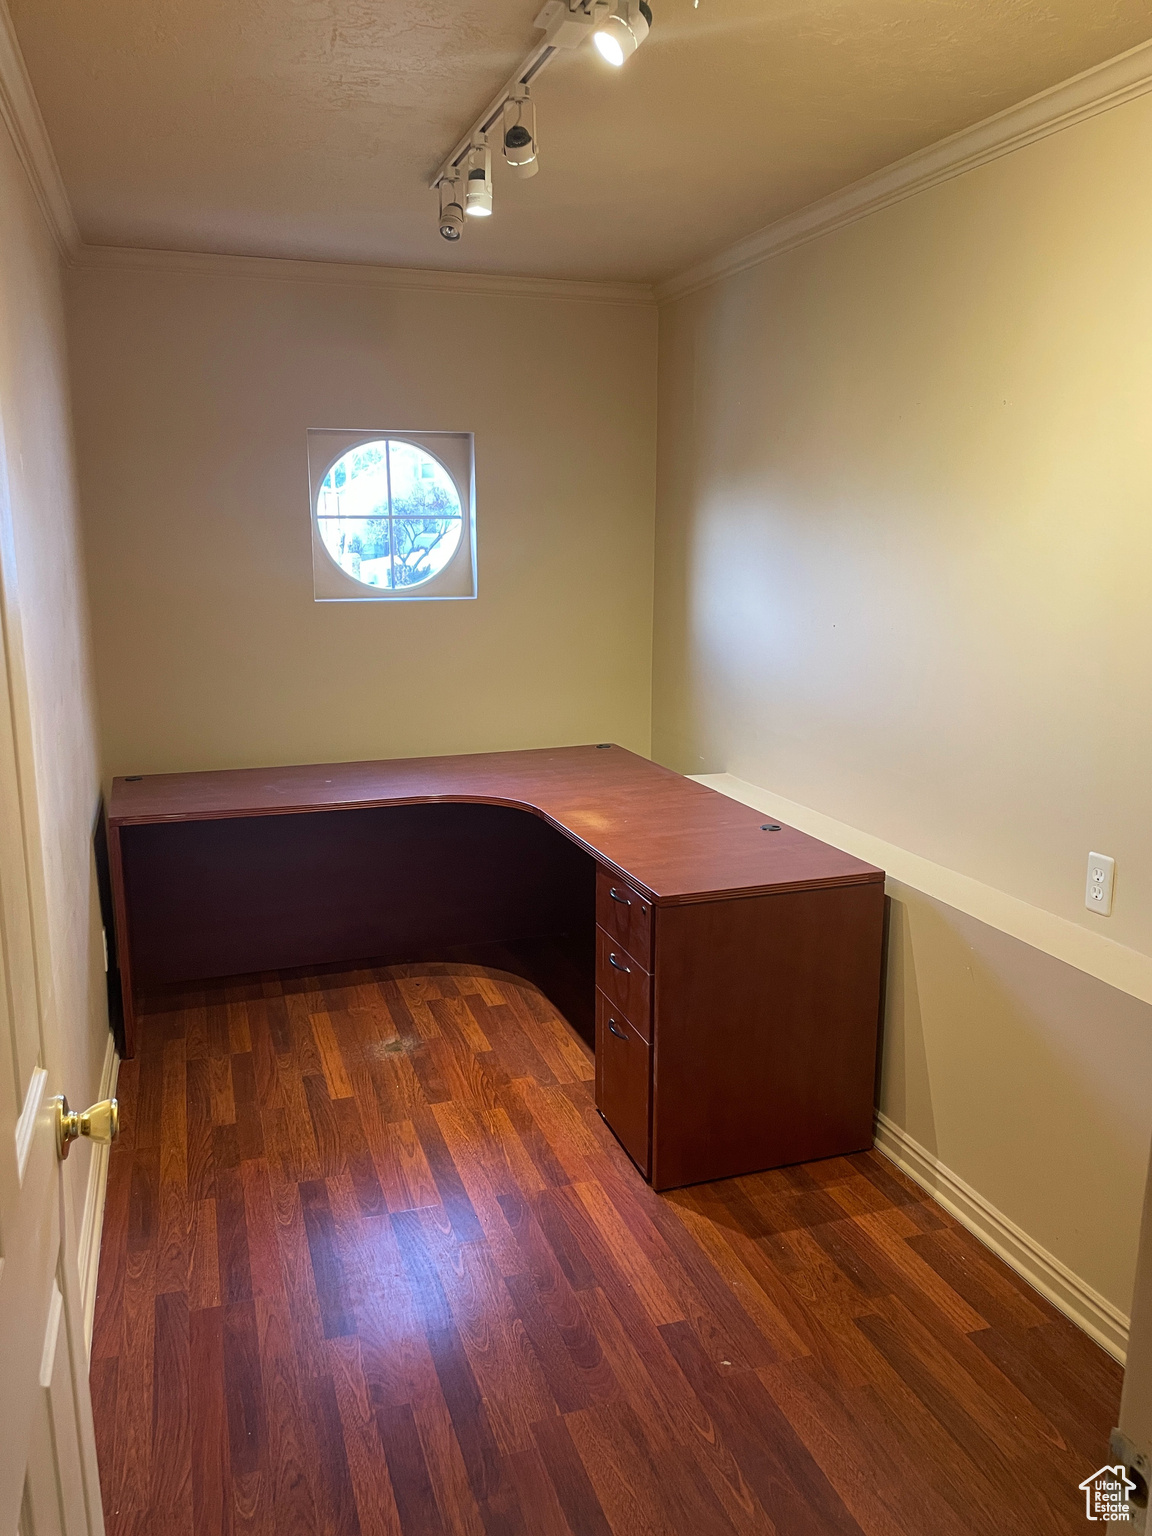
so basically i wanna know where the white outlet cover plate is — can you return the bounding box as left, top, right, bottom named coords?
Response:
left=1086, top=852, right=1115, bottom=916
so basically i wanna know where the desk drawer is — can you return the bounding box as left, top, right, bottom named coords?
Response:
left=595, top=990, right=651, bottom=1175
left=595, top=867, right=652, bottom=971
left=595, top=926, right=651, bottom=1040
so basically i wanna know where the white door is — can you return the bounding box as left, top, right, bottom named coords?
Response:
left=0, top=430, right=106, bottom=1530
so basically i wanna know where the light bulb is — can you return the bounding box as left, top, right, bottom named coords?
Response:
left=438, top=177, right=464, bottom=240
left=592, top=1, right=650, bottom=66
left=464, top=141, right=493, bottom=217
left=593, top=27, right=625, bottom=65
left=466, top=180, right=492, bottom=215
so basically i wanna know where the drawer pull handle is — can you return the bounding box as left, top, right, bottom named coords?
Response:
left=608, top=1019, right=628, bottom=1040
left=609, top=887, right=632, bottom=907
left=608, top=953, right=631, bottom=974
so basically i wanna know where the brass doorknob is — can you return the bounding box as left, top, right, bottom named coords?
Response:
left=55, top=1096, right=119, bottom=1160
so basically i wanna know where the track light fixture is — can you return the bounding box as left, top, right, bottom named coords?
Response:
left=438, top=175, right=464, bottom=241
left=503, top=90, right=539, bottom=178
left=464, top=140, right=493, bottom=217
left=431, top=1, right=653, bottom=241
left=593, top=0, right=651, bottom=66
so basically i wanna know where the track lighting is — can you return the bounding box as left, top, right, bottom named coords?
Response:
left=464, top=140, right=493, bottom=217
left=431, top=2, right=654, bottom=241
left=438, top=176, right=464, bottom=241
left=502, top=90, right=538, bottom=179
left=593, top=0, right=651, bottom=66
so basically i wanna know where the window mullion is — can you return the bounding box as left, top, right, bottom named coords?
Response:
left=384, top=439, right=395, bottom=590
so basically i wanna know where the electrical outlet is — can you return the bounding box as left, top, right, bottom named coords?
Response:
left=1086, top=853, right=1115, bottom=916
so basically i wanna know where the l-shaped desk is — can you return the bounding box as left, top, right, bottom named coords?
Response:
left=107, top=744, right=886, bottom=1191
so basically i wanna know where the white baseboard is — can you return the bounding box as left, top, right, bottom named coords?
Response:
left=78, top=1030, right=119, bottom=1358
left=874, top=1110, right=1129, bottom=1363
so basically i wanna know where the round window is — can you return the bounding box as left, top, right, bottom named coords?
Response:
left=316, top=439, right=463, bottom=590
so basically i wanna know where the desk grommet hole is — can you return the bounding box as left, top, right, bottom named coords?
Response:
left=596, top=743, right=612, bottom=749
left=761, top=823, right=781, bottom=831
left=125, top=775, right=144, bottom=782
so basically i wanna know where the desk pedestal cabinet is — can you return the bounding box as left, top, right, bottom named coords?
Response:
left=107, top=745, right=886, bottom=1192
left=594, top=867, right=884, bottom=1188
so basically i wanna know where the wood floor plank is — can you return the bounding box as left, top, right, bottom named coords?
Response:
left=417, top=1212, right=557, bottom=1456
left=151, top=1290, right=192, bottom=1510
left=580, top=1282, right=765, bottom=1536
left=563, top=1400, right=688, bottom=1536
left=595, top=1160, right=780, bottom=1372
left=848, top=1210, right=990, bottom=1334
left=94, top=962, right=1122, bottom=1536
left=356, top=1213, right=444, bottom=1414
left=222, top=1297, right=268, bottom=1482
left=905, top=1227, right=1051, bottom=1331
left=232, top=1052, right=266, bottom=1162
left=427, top=994, right=492, bottom=1060
left=969, top=1321, right=1120, bottom=1466
left=312, top=1008, right=357, bottom=1099
left=190, top=1307, right=233, bottom=1536
left=660, top=1319, right=866, bottom=1536
left=334, top=1094, right=390, bottom=1217
left=189, top=1196, right=221, bottom=1312
left=375, top=1402, right=450, bottom=1536
left=758, top=1356, right=973, bottom=1536
left=391, top=1207, right=532, bottom=1536
left=504, top=1440, right=582, bottom=1536
left=112, top=1243, right=158, bottom=1512
left=378, top=1118, right=443, bottom=1214
left=186, top=1054, right=215, bottom=1202
left=216, top=1163, right=254, bottom=1305
left=531, top=1412, right=615, bottom=1536
left=210, top=1051, right=238, bottom=1126
left=492, top=1077, right=577, bottom=1189
left=430, top=1097, right=539, bottom=1274
left=230, top=1166, right=274, bottom=1306
left=859, top=1295, right=1085, bottom=1532
left=263, top=1155, right=333, bottom=1382
left=847, top=1155, right=946, bottom=1232
left=495, top=1192, right=618, bottom=1405
left=854, top=1308, right=1060, bottom=1536
left=328, top=1336, right=407, bottom=1536
left=300, top=1178, right=357, bottom=1339
left=307, top=1371, right=365, bottom=1535
left=412, top=1108, right=486, bottom=1244
left=408, top=1387, right=487, bottom=1536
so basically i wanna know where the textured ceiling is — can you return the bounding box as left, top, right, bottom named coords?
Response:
left=9, top=0, right=1152, bottom=283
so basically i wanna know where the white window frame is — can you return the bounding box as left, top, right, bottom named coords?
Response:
left=307, top=427, right=477, bottom=602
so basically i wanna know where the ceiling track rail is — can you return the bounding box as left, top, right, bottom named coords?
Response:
left=429, top=0, right=608, bottom=189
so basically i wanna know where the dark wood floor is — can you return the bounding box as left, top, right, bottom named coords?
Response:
left=90, top=962, right=1122, bottom=1536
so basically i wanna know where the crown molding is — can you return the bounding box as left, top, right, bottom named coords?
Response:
left=0, top=0, right=78, bottom=255
left=0, top=0, right=650, bottom=308
left=7, top=0, right=1150, bottom=312
left=657, top=37, right=1152, bottom=304
left=70, top=243, right=656, bottom=306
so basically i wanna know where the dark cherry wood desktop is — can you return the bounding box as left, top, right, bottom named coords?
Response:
left=107, top=744, right=886, bottom=1190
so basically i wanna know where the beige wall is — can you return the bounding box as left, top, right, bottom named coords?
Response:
left=0, top=123, right=107, bottom=1233
left=66, top=263, right=658, bottom=779
left=653, top=94, right=1152, bottom=1329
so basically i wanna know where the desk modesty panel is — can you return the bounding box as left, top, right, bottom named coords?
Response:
left=107, top=745, right=887, bottom=1190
